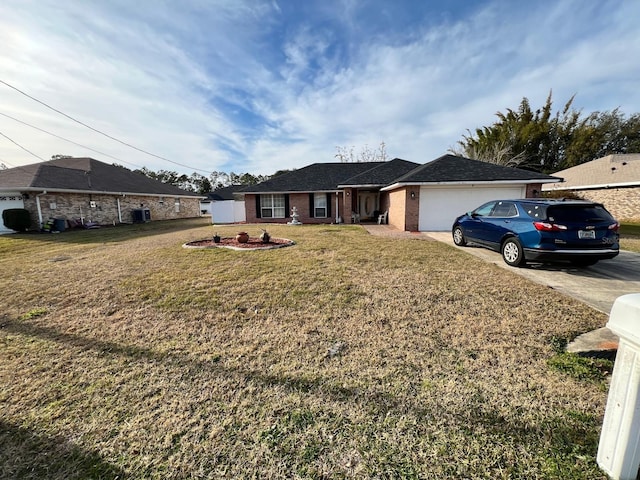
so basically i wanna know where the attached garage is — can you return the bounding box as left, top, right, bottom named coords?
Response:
left=382, top=155, right=562, bottom=232
left=418, top=185, right=525, bottom=231
left=0, top=192, right=25, bottom=234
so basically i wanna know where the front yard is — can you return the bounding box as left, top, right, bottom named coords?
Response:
left=0, top=219, right=612, bottom=479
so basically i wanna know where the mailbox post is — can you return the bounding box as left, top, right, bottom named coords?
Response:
left=598, top=294, right=640, bottom=480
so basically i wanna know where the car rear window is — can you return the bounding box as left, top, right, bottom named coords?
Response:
left=546, top=205, right=614, bottom=223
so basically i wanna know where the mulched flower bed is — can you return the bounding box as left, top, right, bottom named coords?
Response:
left=183, top=237, right=295, bottom=250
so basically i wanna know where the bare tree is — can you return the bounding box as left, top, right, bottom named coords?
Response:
left=335, top=141, right=388, bottom=162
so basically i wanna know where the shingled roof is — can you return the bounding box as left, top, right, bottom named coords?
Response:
left=337, top=158, right=420, bottom=187
left=241, top=158, right=421, bottom=193
left=0, top=157, right=200, bottom=197
left=387, top=154, right=561, bottom=185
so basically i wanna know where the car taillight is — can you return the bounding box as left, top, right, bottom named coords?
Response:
left=533, top=221, right=567, bottom=231
left=608, top=222, right=619, bottom=231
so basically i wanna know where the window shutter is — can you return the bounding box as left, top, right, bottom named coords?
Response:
left=284, top=194, right=290, bottom=218
left=309, top=193, right=315, bottom=218
left=255, top=195, right=261, bottom=218
left=326, top=193, right=332, bottom=217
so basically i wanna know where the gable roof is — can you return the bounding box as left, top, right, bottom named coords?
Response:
left=384, top=154, right=561, bottom=189
left=0, top=157, right=201, bottom=197
left=337, top=158, right=420, bottom=187
left=242, top=159, right=418, bottom=193
left=543, top=154, right=640, bottom=191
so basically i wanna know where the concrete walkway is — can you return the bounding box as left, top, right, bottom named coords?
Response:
left=365, top=224, right=640, bottom=355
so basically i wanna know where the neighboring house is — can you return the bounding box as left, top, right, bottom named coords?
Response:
left=0, top=157, right=204, bottom=233
left=241, top=158, right=420, bottom=225
left=242, top=155, right=560, bottom=231
left=200, top=185, right=246, bottom=224
left=543, top=154, right=640, bottom=222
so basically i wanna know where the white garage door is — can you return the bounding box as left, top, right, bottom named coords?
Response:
left=0, top=192, right=25, bottom=234
left=419, top=185, right=525, bottom=231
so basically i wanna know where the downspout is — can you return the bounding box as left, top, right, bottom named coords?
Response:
left=335, top=192, right=340, bottom=223
left=35, top=191, right=47, bottom=228
left=117, top=196, right=123, bottom=223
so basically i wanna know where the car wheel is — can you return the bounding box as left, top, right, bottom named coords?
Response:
left=501, top=238, right=525, bottom=267
left=570, top=258, right=599, bottom=267
left=452, top=226, right=467, bottom=246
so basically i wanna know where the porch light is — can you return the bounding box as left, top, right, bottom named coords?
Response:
left=410, top=191, right=416, bottom=199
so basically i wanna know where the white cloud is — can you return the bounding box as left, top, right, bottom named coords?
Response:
left=1, top=0, right=639, bottom=176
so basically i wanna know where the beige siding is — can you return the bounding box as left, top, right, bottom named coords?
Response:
left=570, top=188, right=640, bottom=222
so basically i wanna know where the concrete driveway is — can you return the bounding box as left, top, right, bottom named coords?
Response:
left=425, top=231, right=640, bottom=315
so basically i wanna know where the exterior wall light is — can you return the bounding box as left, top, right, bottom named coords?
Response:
left=410, top=191, right=416, bottom=199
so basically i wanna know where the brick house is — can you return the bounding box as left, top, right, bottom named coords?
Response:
left=543, top=154, right=640, bottom=222
left=0, top=157, right=203, bottom=233
left=241, top=158, right=420, bottom=226
left=242, top=155, right=560, bottom=231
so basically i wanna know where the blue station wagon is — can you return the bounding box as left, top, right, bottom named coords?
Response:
left=451, top=199, right=620, bottom=267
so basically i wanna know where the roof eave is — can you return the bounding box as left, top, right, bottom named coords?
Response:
left=336, top=184, right=383, bottom=189
left=0, top=186, right=204, bottom=198
left=381, top=178, right=561, bottom=191
left=241, top=189, right=341, bottom=195
left=543, top=180, right=640, bottom=191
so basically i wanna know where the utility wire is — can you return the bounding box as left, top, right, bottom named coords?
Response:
left=0, top=111, right=143, bottom=170
left=0, top=130, right=48, bottom=162
left=0, top=79, right=211, bottom=173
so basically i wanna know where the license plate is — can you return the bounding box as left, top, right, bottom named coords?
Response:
left=578, top=230, right=596, bottom=239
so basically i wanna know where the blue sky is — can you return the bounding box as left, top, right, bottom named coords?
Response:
left=0, top=0, right=639, bottom=176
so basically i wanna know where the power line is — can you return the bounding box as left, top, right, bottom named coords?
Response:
left=0, top=130, right=48, bottom=162
left=0, top=78, right=212, bottom=174
left=0, top=111, right=143, bottom=170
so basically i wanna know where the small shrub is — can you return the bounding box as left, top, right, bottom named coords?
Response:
left=541, top=190, right=584, bottom=200
left=2, top=208, right=31, bottom=232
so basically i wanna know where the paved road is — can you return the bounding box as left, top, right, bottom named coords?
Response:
left=425, top=231, right=640, bottom=315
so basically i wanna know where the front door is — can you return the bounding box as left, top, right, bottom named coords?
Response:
left=358, top=192, right=377, bottom=221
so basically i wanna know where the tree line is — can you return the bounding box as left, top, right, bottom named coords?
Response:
left=133, top=168, right=274, bottom=194
left=452, top=91, right=640, bottom=173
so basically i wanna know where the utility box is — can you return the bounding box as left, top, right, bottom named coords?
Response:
left=598, top=294, right=640, bottom=480
left=132, top=208, right=151, bottom=223
left=53, top=218, right=66, bottom=232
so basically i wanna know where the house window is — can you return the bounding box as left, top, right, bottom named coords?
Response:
left=314, top=193, right=327, bottom=218
left=174, top=198, right=180, bottom=213
left=260, top=194, right=286, bottom=218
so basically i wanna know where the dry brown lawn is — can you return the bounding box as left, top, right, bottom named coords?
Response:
left=0, top=219, right=611, bottom=479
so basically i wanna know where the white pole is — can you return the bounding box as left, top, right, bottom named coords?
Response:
left=598, top=294, right=640, bottom=479
left=117, top=197, right=122, bottom=223
left=35, top=191, right=46, bottom=228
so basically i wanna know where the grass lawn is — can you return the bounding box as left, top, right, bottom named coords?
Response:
left=620, top=222, right=640, bottom=252
left=0, top=218, right=612, bottom=479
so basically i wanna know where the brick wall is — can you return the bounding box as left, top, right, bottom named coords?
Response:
left=526, top=183, right=543, bottom=198
left=387, top=187, right=420, bottom=231
left=245, top=193, right=345, bottom=224
left=23, top=192, right=200, bottom=229
left=571, top=187, right=640, bottom=222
